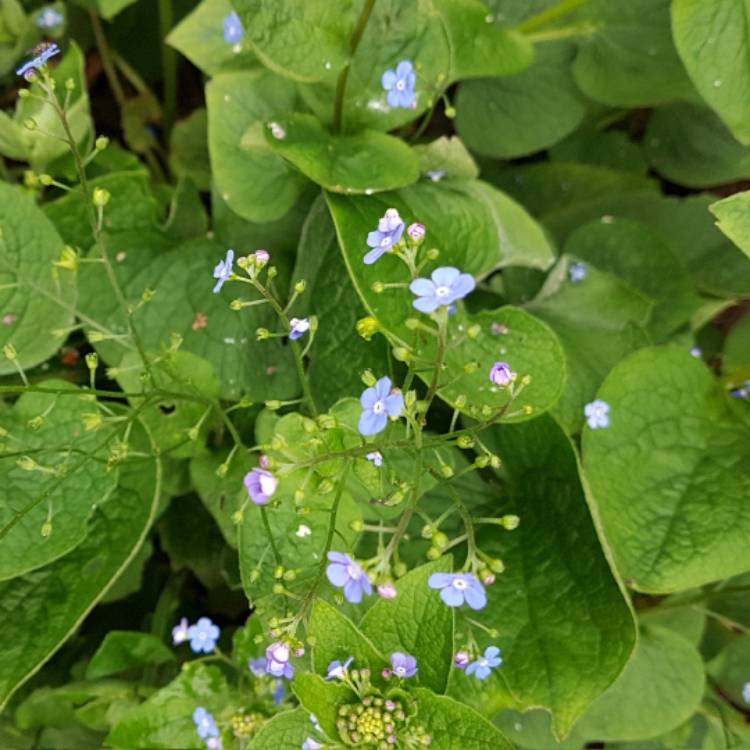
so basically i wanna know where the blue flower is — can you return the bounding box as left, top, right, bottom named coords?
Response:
left=171, top=616, right=189, bottom=645
left=244, top=468, right=278, bottom=505
left=358, top=376, right=404, bottom=436
left=325, top=656, right=353, bottom=680
left=289, top=317, right=310, bottom=340
left=584, top=399, right=610, bottom=429
left=223, top=11, right=243, bottom=44
left=273, top=680, right=285, bottom=705
left=743, top=681, right=750, bottom=703
left=428, top=572, right=486, bottom=610
left=489, top=361, right=515, bottom=387
left=366, top=450, right=383, bottom=467
left=465, top=646, right=502, bottom=680
left=689, top=346, right=702, bottom=358
left=326, top=551, right=372, bottom=603
left=193, top=707, right=219, bottom=739
left=212, top=248, right=234, bottom=293
left=266, top=641, right=294, bottom=679
left=568, top=262, right=587, bottom=283
left=16, top=42, right=60, bottom=79
left=426, top=169, right=445, bottom=182
left=381, top=60, right=416, bottom=108
left=187, top=617, right=220, bottom=653
left=364, top=208, right=405, bottom=265
left=36, top=7, right=64, bottom=29
left=248, top=657, right=267, bottom=676
left=390, top=651, right=417, bottom=678
left=409, top=267, right=475, bottom=313
left=302, top=739, right=323, bottom=750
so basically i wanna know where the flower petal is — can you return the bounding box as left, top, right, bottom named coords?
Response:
left=386, top=89, right=401, bottom=108
left=440, top=585, right=465, bottom=607
left=463, top=583, right=487, bottom=610
left=428, top=572, right=454, bottom=589
left=363, top=246, right=385, bottom=265
left=431, top=266, right=460, bottom=287
left=409, top=277, right=435, bottom=296
left=359, top=409, right=387, bottom=436
left=449, top=273, right=476, bottom=301
left=396, top=60, right=413, bottom=78
left=326, top=562, right=350, bottom=587
left=413, top=294, right=439, bottom=313
left=374, top=376, right=393, bottom=400
left=344, top=578, right=364, bottom=603
left=385, top=392, right=404, bottom=417
left=381, top=69, right=397, bottom=90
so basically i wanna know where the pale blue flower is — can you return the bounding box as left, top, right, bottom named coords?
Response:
left=223, top=11, right=243, bottom=44
left=569, top=262, right=587, bottom=283
left=212, top=248, right=234, bottom=293
left=16, top=43, right=60, bottom=78
left=171, top=617, right=189, bottom=645
left=326, top=551, right=372, bottom=603
left=289, top=317, right=310, bottom=340
left=188, top=617, right=220, bottom=653
left=428, top=572, right=486, bottom=609
left=466, top=646, right=502, bottom=680
left=390, top=651, right=417, bottom=678
left=364, top=208, right=404, bottom=265
left=266, top=641, right=294, bottom=679
left=584, top=399, right=610, bottom=429
left=358, top=376, right=403, bottom=436
left=366, top=450, right=383, bottom=467
left=325, top=656, right=353, bottom=680
left=489, top=361, right=515, bottom=387
left=302, top=739, right=323, bottom=750
left=36, top=7, right=64, bottom=29
left=381, top=60, right=416, bottom=108
left=193, top=707, right=219, bottom=739
left=689, top=346, right=702, bottom=358
left=244, top=468, right=277, bottom=505
left=410, top=266, right=475, bottom=313
left=248, top=657, right=267, bottom=676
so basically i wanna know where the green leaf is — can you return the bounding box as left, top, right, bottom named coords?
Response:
left=71, top=0, right=137, bottom=20
left=475, top=415, right=636, bottom=739
left=106, top=663, right=230, bottom=749
left=233, top=0, right=351, bottom=82
left=432, top=0, right=534, bottom=79
left=645, top=103, right=750, bottom=187
left=723, top=314, right=750, bottom=379
left=85, top=631, right=174, bottom=679
left=571, top=626, right=705, bottom=741
left=167, top=0, right=256, bottom=76
left=413, top=136, right=479, bottom=181
left=0, top=382, right=119, bottom=580
left=0, top=443, right=159, bottom=709
left=455, top=42, right=587, bottom=158
left=309, top=600, right=387, bottom=677
left=291, top=673, right=354, bottom=738
left=707, top=632, right=750, bottom=707
left=0, top=183, right=74, bottom=375
left=77, top=237, right=298, bottom=401
left=672, top=0, right=750, bottom=144
left=246, top=708, right=313, bottom=750
left=639, top=604, right=705, bottom=646
left=583, top=346, right=750, bottom=593
left=206, top=69, right=306, bottom=222
left=265, top=113, right=420, bottom=194
left=359, top=558, right=454, bottom=694
left=571, top=0, right=694, bottom=107
left=414, top=688, right=513, bottom=749
left=710, top=190, right=750, bottom=260
left=169, top=109, right=211, bottom=192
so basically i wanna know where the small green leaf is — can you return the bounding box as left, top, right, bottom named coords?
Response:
left=265, top=113, right=420, bottom=194
left=583, top=346, right=750, bottom=593
left=672, top=0, right=750, bottom=145
left=359, top=558, right=454, bottom=694
left=291, top=674, right=354, bottom=738
left=169, top=109, right=211, bottom=191
left=85, top=631, right=174, bottom=679
left=414, top=688, right=513, bottom=749
left=206, top=69, right=306, bottom=222
left=710, top=190, right=750, bottom=260
left=0, top=183, right=74, bottom=374
left=707, top=632, right=750, bottom=707
left=413, top=136, right=479, bottom=181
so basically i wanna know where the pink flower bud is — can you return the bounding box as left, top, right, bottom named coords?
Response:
left=377, top=582, right=397, bottom=599
left=454, top=650, right=470, bottom=669
left=407, top=222, right=425, bottom=241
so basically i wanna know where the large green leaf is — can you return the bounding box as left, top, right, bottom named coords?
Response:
left=0, top=439, right=159, bottom=709
left=570, top=626, right=705, bottom=741
left=672, top=0, right=750, bottom=145
left=549, top=124, right=649, bottom=175
left=0, top=383, right=119, bottom=580
left=455, top=43, right=586, bottom=158
left=0, top=183, right=74, bottom=375
left=170, top=109, right=211, bottom=192
left=85, top=631, right=174, bottom=679
left=583, top=346, right=750, bottom=593
left=707, top=632, right=750, bottom=708
left=709, top=190, right=750, bottom=261
left=167, top=0, right=255, bottom=76
left=359, top=558, right=454, bottom=694
left=474, top=415, right=636, bottom=739
left=264, top=113, right=420, bottom=194
left=206, top=69, right=307, bottom=222
left=414, top=688, right=513, bottom=750
left=571, top=0, right=694, bottom=107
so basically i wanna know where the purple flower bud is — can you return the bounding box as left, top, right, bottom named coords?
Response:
left=366, top=450, right=384, bottom=467
left=407, top=222, right=425, bottom=241
left=258, top=453, right=270, bottom=469
left=489, top=361, right=515, bottom=387
left=294, top=646, right=305, bottom=657
left=382, top=667, right=393, bottom=679
left=483, top=573, right=496, bottom=585
left=244, top=468, right=277, bottom=505
left=377, top=582, right=397, bottom=599
left=454, top=650, right=470, bottom=669
left=254, top=249, right=270, bottom=266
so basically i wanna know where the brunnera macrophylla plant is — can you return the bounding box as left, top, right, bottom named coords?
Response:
left=1, top=0, right=750, bottom=749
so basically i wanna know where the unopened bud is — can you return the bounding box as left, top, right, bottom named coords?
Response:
left=294, top=488, right=305, bottom=505
left=371, top=281, right=385, bottom=293
left=474, top=454, right=490, bottom=468
left=27, top=416, right=44, bottom=431
left=467, top=324, right=481, bottom=339
left=439, top=464, right=453, bottom=478
left=95, top=135, right=109, bottom=151
left=392, top=347, right=410, bottom=362
left=426, top=546, right=441, bottom=560
left=463, top=360, right=479, bottom=374
left=432, top=532, right=449, bottom=549
left=3, top=343, right=17, bottom=361
left=316, top=414, right=336, bottom=430
left=293, top=279, right=306, bottom=293
left=23, top=118, right=37, bottom=131
left=41, top=520, right=53, bottom=537
left=39, top=174, right=54, bottom=186
left=230, top=299, right=243, bottom=311
left=356, top=316, right=379, bottom=341
left=361, top=369, right=376, bottom=386
left=444, top=105, right=456, bottom=118
left=318, top=479, right=334, bottom=494
left=92, top=187, right=110, bottom=207
left=455, top=394, right=467, bottom=408
left=283, top=569, right=297, bottom=582
left=456, top=435, right=474, bottom=449
left=421, top=524, right=434, bottom=539
left=350, top=518, right=364, bottom=532
left=265, top=399, right=282, bottom=411
left=274, top=565, right=284, bottom=579
left=501, top=514, right=520, bottom=530
left=425, top=247, right=440, bottom=260
left=489, top=558, right=505, bottom=573
left=64, top=77, right=75, bottom=91
left=404, top=317, right=420, bottom=330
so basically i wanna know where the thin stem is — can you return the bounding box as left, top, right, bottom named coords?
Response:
left=332, top=0, right=377, bottom=133
left=89, top=10, right=126, bottom=107
left=158, top=0, right=177, bottom=137
left=517, top=0, right=592, bottom=33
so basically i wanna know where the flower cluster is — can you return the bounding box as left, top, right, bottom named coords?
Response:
left=172, top=616, right=220, bottom=653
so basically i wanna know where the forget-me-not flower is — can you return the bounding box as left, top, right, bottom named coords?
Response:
left=188, top=617, right=220, bottom=653
left=244, top=468, right=278, bottom=505
left=358, top=376, right=404, bottom=436
left=302, top=739, right=323, bottom=750
left=223, top=11, right=243, bottom=44
left=248, top=657, right=267, bottom=677
left=326, top=551, right=372, bottom=603
left=466, top=646, right=502, bottom=680
left=16, top=42, right=60, bottom=79
left=410, top=266, right=475, bottom=313
left=489, top=361, right=515, bottom=387
left=289, top=317, right=310, bottom=340
left=193, top=707, right=219, bottom=739
left=366, top=450, right=383, bottom=467
left=584, top=399, right=610, bottom=429
left=325, top=656, right=354, bottom=680
left=36, top=7, right=64, bottom=29
left=390, top=652, right=417, bottom=678
left=569, top=262, right=587, bottom=283
left=266, top=641, right=294, bottom=679
left=381, top=60, right=416, bottom=108
left=212, top=248, right=234, bottom=293
left=364, top=208, right=405, bottom=265
left=428, top=572, right=487, bottom=610
left=172, top=616, right=189, bottom=645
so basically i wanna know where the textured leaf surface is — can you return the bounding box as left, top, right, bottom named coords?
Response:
left=710, top=190, right=750, bottom=260
left=360, top=558, right=454, bottom=694
left=246, top=709, right=312, bottom=750
left=583, top=347, right=750, bottom=592
left=474, top=416, right=635, bottom=738
left=291, top=674, right=354, bottom=738
left=0, top=183, right=74, bottom=375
